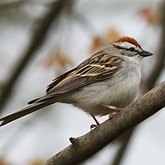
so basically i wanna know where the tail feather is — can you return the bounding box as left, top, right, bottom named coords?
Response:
left=28, top=98, right=40, bottom=104
left=0, top=102, right=52, bottom=127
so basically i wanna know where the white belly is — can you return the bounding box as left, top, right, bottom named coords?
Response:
left=71, top=62, right=141, bottom=116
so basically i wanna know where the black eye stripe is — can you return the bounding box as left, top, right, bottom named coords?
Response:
left=113, top=45, right=140, bottom=53
left=129, top=47, right=135, bottom=51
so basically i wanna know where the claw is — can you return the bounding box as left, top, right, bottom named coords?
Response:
left=90, top=124, right=97, bottom=130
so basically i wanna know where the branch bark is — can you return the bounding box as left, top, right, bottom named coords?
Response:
left=46, top=82, right=165, bottom=165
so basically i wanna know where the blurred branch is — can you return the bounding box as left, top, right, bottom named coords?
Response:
left=46, top=82, right=165, bottom=165
left=111, top=129, right=133, bottom=165
left=112, top=2, right=165, bottom=165
left=0, top=0, right=26, bottom=7
left=143, top=7, right=165, bottom=92
left=73, top=12, right=97, bottom=37
left=0, top=0, right=68, bottom=113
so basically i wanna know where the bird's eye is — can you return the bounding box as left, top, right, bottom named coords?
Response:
left=129, top=47, right=135, bottom=52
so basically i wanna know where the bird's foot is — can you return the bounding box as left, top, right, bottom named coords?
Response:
left=90, top=124, right=97, bottom=130
left=103, top=104, right=121, bottom=120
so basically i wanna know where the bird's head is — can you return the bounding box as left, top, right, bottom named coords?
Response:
left=111, top=36, right=153, bottom=60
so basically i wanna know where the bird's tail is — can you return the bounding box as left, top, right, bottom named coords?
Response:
left=0, top=101, right=53, bottom=127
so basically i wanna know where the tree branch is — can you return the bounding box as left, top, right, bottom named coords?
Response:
left=143, top=4, right=165, bottom=92
left=46, top=82, right=165, bottom=165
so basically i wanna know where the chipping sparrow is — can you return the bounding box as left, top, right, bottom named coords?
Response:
left=0, top=36, right=153, bottom=126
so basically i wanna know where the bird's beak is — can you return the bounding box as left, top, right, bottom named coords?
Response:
left=141, top=50, right=153, bottom=57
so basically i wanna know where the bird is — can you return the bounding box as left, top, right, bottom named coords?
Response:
left=0, top=36, right=153, bottom=127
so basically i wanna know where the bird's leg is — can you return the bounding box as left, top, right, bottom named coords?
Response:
left=103, top=104, right=121, bottom=119
left=91, top=114, right=100, bottom=125
left=90, top=114, right=100, bottom=129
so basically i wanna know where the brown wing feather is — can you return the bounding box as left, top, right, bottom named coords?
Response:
left=29, top=68, right=77, bottom=104
left=46, top=68, right=76, bottom=93
left=46, top=51, right=104, bottom=93
left=46, top=50, right=123, bottom=95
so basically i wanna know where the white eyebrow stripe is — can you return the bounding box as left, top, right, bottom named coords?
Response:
left=114, top=42, right=142, bottom=51
left=117, top=42, right=136, bottom=48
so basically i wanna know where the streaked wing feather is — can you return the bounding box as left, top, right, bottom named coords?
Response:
left=48, top=75, right=88, bottom=94
left=46, top=68, right=76, bottom=93
left=46, top=51, right=123, bottom=95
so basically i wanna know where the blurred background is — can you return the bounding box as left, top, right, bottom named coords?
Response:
left=0, top=0, right=164, bottom=165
